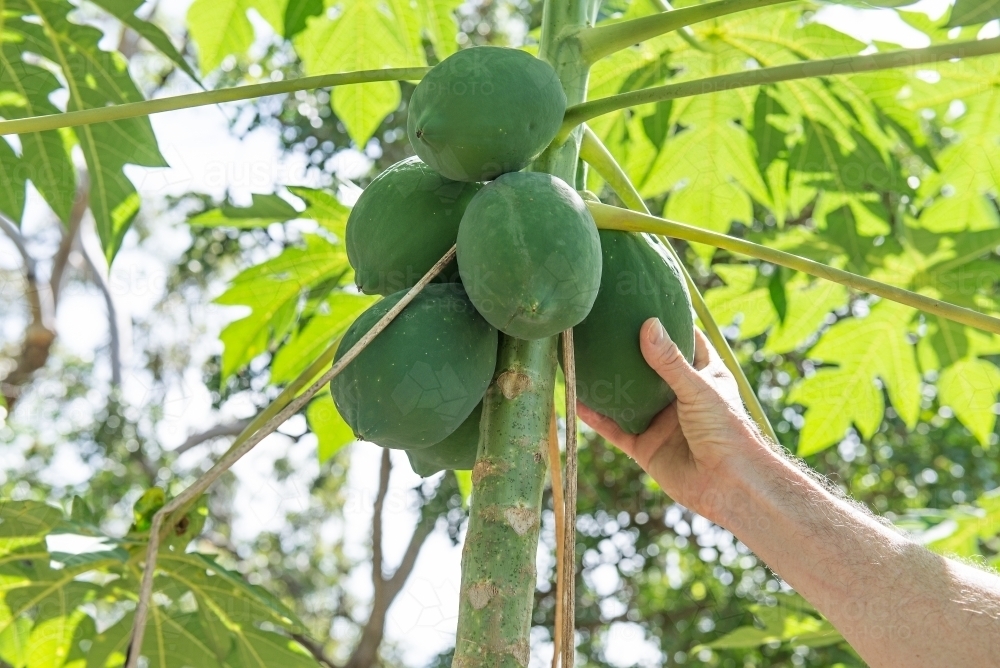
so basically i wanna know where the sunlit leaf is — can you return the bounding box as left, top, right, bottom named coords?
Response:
left=287, top=186, right=351, bottom=239
left=789, top=302, right=921, bottom=455
left=294, top=0, right=416, bottom=146
left=215, top=235, right=349, bottom=381
left=270, top=293, right=375, bottom=384
left=307, top=392, right=356, bottom=463
left=189, top=194, right=299, bottom=228
left=187, top=0, right=258, bottom=73
left=938, top=358, right=1000, bottom=446
left=418, top=0, right=462, bottom=59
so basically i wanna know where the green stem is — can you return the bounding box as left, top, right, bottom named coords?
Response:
left=0, top=67, right=429, bottom=136
left=578, top=127, right=778, bottom=443
left=560, top=36, right=1000, bottom=139
left=589, top=203, right=1000, bottom=336
left=453, top=339, right=559, bottom=668
left=453, top=2, right=595, bottom=666
left=577, top=0, right=791, bottom=63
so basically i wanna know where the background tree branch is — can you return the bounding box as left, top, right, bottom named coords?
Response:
left=1, top=214, right=54, bottom=409
left=174, top=419, right=253, bottom=455
left=1, top=180, right=90, bottom=409
left=343, top=457, right=453, bottom=668
left=79, top=215, right=129, bottom=388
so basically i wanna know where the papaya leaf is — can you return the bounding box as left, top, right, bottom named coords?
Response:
left=0, top=42, right=76, bottom=224
left=0, top=138, right=28, bottom=223
left=764, top=278, right=848, bottom=355
left=27, top=2, right=167, bottom=257
left=704, top=265, right=776, bottom=340
left=294, top=0, right=416, bottom=146
left=767, top=268, right=788, bottom=325
left=189, top=194, right=300, bottom=228
left=0, top=502, right=65, bottom=554
left=947, top=0, right=1000, bottom=28
left=0, top=613, right=30, bottom=668
left=789, top=301, right=921, bottom=456
left=307, top=392, right=356, bottom=463
left=937, top=358, right=1000, bottom=447
left=284, top=0, right=323, bottom=39
left=705, top=265, right=848, bottom=353
left=270, top=293, right=376, bottom=384
left=0, top=500, right=318, bottom=668
left=286, top=186, right=351, bottom=239
left=155, top=552, right=305, bottom=632
left=24, top=607, right=89, bottom=668
left=186, top=0, right=279, bottom=74
left=418, top=0, right=462, bottom=59
left=215, top=234, right=349, bottom=381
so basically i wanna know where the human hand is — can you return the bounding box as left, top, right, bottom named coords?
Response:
left=576, top=318, right=772, bottom=524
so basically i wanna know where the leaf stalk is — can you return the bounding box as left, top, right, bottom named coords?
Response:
left=588, top=204, right=1000, bottom=336
left=577, top=0, right=792, bottom=64
left=560, top=36, right=1000, bottom=140
left=0, top=67, right=430, bottom=136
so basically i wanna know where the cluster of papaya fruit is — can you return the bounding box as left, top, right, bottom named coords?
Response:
left=332, top=46, right=695, bottom=476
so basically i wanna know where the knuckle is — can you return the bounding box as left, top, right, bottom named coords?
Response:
left=655, top=343, right=687, bottom=370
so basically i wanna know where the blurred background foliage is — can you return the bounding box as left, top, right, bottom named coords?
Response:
left=1, top=0, right=999, bottom=667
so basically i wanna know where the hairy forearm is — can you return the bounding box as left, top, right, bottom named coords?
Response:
left=717, top=442, right=1000, bottom=667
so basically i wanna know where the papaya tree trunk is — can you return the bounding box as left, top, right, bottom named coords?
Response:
left=453, top=338, right=558, bottom=667
left=452, top=2, right=595, bottom=666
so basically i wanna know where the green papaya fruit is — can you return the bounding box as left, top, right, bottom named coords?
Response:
left=570, top=231, right=696, bottom=434
left=347, top=157, right=482, bottom=295
left=406, top=403, right=481, bottom=476
left=407, top=46, right=567, bottom=182
left=331, top=284, right=498, bottom=449
left=457, top=172, right=602, bottom=340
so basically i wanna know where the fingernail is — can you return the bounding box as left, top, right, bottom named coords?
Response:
left=647, top=319, right=669, bottom=347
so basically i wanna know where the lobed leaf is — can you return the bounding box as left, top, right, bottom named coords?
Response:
left=789, top=301, right=921, bottom=455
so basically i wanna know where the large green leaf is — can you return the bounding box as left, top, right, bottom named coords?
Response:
left=270, top=293, right=375, bottom=384
left=307, top=391, right=356, bottom=463
left=937, top=359, right=1000, bottom=447
left=215, top=234, right=349, bottom=381
left=0, top=0, right=169, bottom=261
left=189, top=194, right=299, bottom=228
left=417, top=0, right=462, bottom=59
left=703, top=265, right=847, bottom=352
left=186, top=0, right=285, bottom=74
left=789, top=301, right=921, bottom=456
left=286, top=186, right=351, bottom=238
left=294, top=0, right=415, bottom=146
left=0, top=500, right=320, bottom=668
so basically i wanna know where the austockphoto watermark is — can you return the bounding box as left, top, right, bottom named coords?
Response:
left=391, top=361, right=472, bottom=422
left=359, top=264, right=465, bottom=296
left=344, top=486, right=422, bottom=517
left=577, top=377, right=639, bottom=424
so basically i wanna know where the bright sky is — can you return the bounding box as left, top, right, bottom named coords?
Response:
left=0, top=1, right=979, bottom=666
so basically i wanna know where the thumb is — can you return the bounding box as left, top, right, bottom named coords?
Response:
left=639, top=318, right=704, bottom=404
